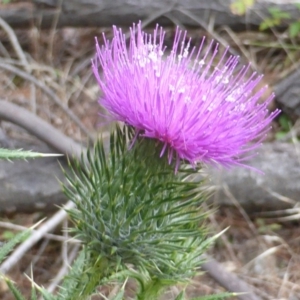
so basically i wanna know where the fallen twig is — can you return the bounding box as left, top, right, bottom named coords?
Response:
left=0, top=17, right=29, bottom=70
left=201, top=255, right=261, bottom=300
left=0, top=63, right=94, bottom=141
left=0, top=201, right=74, bottom=274
left=0, top=221, right=80, bottom=243
left=0, top=100, right=84, bottom=159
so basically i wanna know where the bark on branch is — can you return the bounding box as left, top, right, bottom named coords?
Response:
left=0, top=0, right=299, bottom=29
left=0, top=138, right=299, bottom=214
left=0, top=99, right=299, bottom=214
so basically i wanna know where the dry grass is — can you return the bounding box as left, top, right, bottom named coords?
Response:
left=0, top=16, right=299, bottom=300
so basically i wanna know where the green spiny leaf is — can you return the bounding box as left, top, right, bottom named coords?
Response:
left=30, top=285, right=37, bottom=300
left=62, top=125, right=211, bottom=296
left=4, top=277, right=27, bottom=300
left=57, top=249, right=86, bottom=299
left=0, top=230, right=31, bottom=264
left=0, top=148, right=62, bottom=160
left=289, top=22, right=300, bottom=38
left=34, top=286, right=57, bottom=300
left=111, top=287, right=125, bottom=300
left=175, top=291, right=185, bottom=300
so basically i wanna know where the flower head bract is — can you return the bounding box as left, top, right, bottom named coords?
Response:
left=92, top=22, right=280, bottom=170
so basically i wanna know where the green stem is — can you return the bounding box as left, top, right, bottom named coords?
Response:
left=72, top=255, right=112, bottom=300
left=137, top=279, right=169, bottom=300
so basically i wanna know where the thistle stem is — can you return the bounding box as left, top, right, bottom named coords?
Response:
left=137, top=279, right=168, bottom=300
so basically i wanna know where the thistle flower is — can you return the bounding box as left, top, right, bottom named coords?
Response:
left=92, top=22, right=280, bottom=170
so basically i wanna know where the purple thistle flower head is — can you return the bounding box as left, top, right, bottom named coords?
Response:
left=92, top=22, right=280, bottom=171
